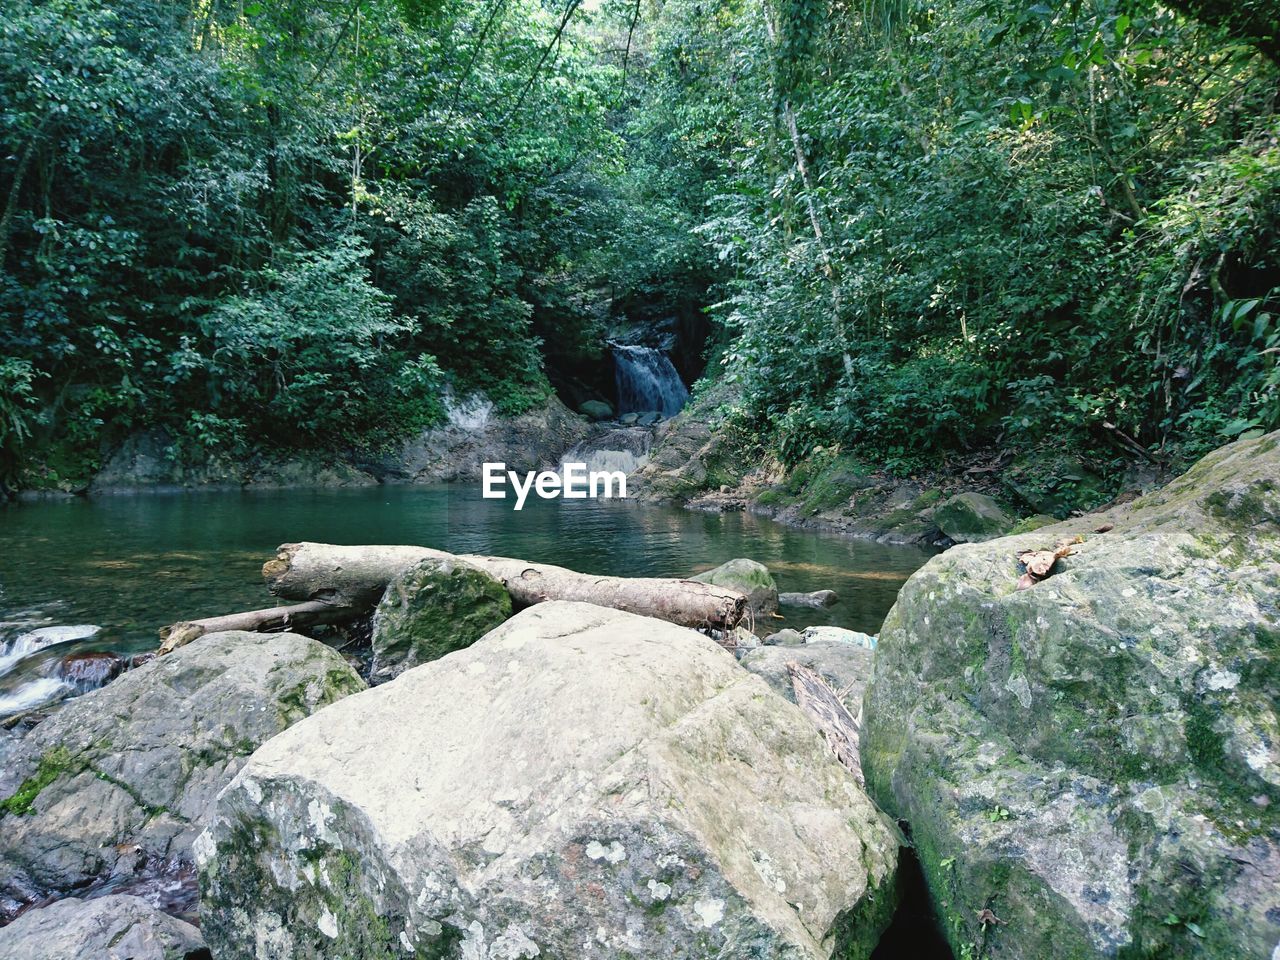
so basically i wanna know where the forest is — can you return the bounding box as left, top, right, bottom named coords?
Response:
left=1, top=0, right=1278, bottom=499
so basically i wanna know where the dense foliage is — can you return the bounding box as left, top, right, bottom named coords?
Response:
left=0, top=0, right=677, bottom=486
left=1, top=0, right=1277, bottom=499
left=642, top=0, right=1280, bottom=487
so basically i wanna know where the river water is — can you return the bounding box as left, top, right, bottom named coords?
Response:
left=0, top=484, right=934, bottom=716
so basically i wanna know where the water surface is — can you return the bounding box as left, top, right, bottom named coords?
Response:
left=0, top=485, right=935, bottom=712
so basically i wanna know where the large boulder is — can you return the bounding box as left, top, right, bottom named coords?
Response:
left=0, top=631, right=364, bottom=916
left=691, top=558, right=779, bottom=616
left=369, top=556, right=512, bottom=683
left=199, top=602, right=900, bottom=959
left=0, top=894, right=208, bottom=960
left=933, top=491, right=1013, bottom=543
left=863, top=431, right=1280, bottom=959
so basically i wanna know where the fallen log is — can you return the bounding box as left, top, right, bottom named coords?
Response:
left=158, top=600, right=357, bottom=655
left=263, top=542, right=747, bottom=630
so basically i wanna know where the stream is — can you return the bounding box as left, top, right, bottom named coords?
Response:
left=0, top=484, right=934, bottom=717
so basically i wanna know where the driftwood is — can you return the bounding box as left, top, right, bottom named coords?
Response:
left=263, top=542, right=748, bottom=630
left=788, top=662, right=864, bottom=785
left=158, top=600, right=356, bottom=655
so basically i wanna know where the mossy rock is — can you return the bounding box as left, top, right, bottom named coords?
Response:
left=0, top=631, right=364, bottom=913
left=369, top=557, right=512, bottom=682
left=691, top=557, right=778, bottom=616
left=863, top=430, right=1280, bottom=960
left=933, top=492, right=1013, bottom=543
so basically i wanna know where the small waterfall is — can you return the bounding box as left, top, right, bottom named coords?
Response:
left=560, top=427, right=653, bottom=475
left=612, top=344, right=689, bottom=416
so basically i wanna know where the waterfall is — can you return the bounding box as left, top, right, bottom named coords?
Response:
left=612, top=344, right=689, bottom=416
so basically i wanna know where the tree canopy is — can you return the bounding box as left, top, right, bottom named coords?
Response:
left=1, top=0, right=1277, bottom=500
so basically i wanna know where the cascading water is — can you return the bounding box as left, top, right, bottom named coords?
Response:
left=560, top=427, right=653, bottom=475
left=612, top=344, right=689, bottom=416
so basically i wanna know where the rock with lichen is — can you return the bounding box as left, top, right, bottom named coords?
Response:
left=0, top=631, right=364, bottom=919
left=864, top=430, right=1280, bottom=959
left=0, top=894, right=206, bottom=960
left=198, top=602, right=900, bottom=959
left=369, top=556, right=511, bottom=683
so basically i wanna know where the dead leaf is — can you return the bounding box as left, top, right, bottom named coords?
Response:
left=1019, top=550, right=1058, bottom=578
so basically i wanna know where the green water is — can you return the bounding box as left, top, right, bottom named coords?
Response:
left=0, top=485, right=934, bottom=710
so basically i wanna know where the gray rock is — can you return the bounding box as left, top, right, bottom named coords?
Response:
left=619, top=412, right=640, bottom=426
left=637, top=411, right=661, bottom=426
left=199, top=602, right=900, bottom=960
left=0, top=894, right=207, bottom=960
left=802, top=625, right=876, bottom=649
left=91, top=429, right=376, bottom=493
left=864, top=430, right=1280, bottom=959
left=691, top=558, right=779, bottom=616
left=579, top=399, right=614, bottom=420
left=764, top=628, right=805, bottom=646
left=932, top=491, right=1013, bottom=543
left=0, top=631, right=365, bottom=912
left=779, top=590, right=838, bottom=608
left=369, top=557, right=512, bottom=683
left=396, top=395, right=591, bottom=483
left=740, top=640, right=872, bottom=716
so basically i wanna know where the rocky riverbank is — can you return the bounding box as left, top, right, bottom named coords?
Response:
left=0, top=429, right=1274, bottom=958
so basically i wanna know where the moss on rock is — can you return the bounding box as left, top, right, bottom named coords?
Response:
left=369, top=556, right=512, bottom=682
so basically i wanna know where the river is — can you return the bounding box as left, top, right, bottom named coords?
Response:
left=0, top=484, right=934, bottom=716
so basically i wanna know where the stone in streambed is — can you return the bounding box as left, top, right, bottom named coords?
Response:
left=198, top=602, right=900, bottom=960
left=54, top=650, right=125, bottom=690
left=764, top=627, right=805, bottom=646
left=369, top=556, right=511, bottom=683
left=779, top=589, right=839, bottom=608
left=0, top=631, right=364, bottom=916
left=579, top=399, right=614, bottom=420
left=691, top=557, right=779, bottom=616
left=932, top=491, right=1013, bottom=543
left=0, top=894, right=207, bottom=960
left=802, top=625, right=877, bottom=649
left=864, top=430, right=1280, bottom=960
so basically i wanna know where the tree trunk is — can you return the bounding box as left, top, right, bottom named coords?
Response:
left=263, top=542, right=748, bottom=630
left=158, top=599, right=358, bottom=655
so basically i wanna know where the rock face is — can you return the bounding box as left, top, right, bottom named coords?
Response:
left=92, top=429, right=377, bottom=493
left=369, top=556, right=512, bottom=683
left=199, top=602, right=900, bottom=960
left=0, top=894, right=208, bottom=960
left=393, top=395, right=590, bottom=483
left=691, top=558, right=779, bottom=617
left=933, top=491, right=1013, bottom=543
left=0, top=631, right=365, bottom=915
left=740, top=640, right=872, bottom=717
left=863, top=430, right=1280, bottom=960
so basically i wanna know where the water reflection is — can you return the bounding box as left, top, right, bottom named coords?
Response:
left=0, top=484, right=935, bottom=685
